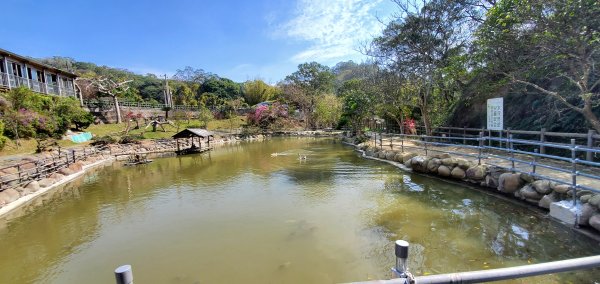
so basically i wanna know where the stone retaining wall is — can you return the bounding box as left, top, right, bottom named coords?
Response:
left=345, top=137, right=600, bottom=234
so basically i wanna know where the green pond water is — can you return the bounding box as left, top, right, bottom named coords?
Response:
left=0, top=138, right=599, bottom=283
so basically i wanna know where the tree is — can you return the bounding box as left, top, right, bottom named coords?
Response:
left=173, top=66, right=212, bottom=83
left=477, top=0, right=600, bottom=132
left=173, top=84, right=199, bottom=106
left=370, top=0, right=474, bottom=135
left=199, top=77, right=242, bottom=100
left=242, top=79, right=279, bottom=105
left=84, top=77, right=133, bottom=123
left=314, top=94, right=343, bottom=129
left=339, top=79, right=376, bottom=134
left=197, top=106, right=213, bottom=128
left=283, top=62, right=335, bottom=128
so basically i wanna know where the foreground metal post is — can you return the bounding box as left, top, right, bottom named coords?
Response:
left=392, top=240, right=410, bottom=279
left=115, top=265, right=133, bottom=284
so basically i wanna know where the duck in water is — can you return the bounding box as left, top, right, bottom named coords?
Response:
left=298, top=154, right=307, bottom=160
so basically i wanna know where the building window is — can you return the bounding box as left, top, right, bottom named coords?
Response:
left=36, top=70, right=44, bottom=83
left=46, top=73, right=57, bottom=85
left=10, top=62, right=23, bottom=77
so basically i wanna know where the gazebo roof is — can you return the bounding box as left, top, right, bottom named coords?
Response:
left=172, top=128, right=214, bottom=139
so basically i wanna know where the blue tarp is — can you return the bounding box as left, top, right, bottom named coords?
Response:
left=70, top=132, right=93, bottom=143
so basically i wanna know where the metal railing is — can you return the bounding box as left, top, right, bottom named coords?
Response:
left=352, top=240, right=600, bottom=284
left=0, top=71, right=76, bottom=97
left=84, top=99, right=253, bottom=113
left=370, top=131, right=600, bottom=200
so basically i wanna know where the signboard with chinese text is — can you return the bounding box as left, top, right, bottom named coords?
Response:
left=487, top=98, right=503, bottom=130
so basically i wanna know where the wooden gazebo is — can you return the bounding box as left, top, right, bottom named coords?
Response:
left=172, top=128, right=214, bottom=155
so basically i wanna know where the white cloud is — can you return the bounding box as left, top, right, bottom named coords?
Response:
left=275, top=0, right=391, bottom=64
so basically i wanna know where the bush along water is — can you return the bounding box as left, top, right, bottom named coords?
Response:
left=0, top=87, right=93, bottom=143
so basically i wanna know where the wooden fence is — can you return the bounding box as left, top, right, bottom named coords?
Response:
left=0, top=146, right=106, bottom=191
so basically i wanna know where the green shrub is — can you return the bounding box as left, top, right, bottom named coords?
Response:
left=0, top=120, right=7, bottom=150
left=0, top=88, right=94, bottom=139
left=186, top=123, right=203, bottom=128
left=119, top=134, right=143, bottom=144
left=91, top=135, right=117, bottom=146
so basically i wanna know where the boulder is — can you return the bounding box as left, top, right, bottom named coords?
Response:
left=378, top=152, right=387, bottom=159
left=427, top=158, right=442, bottom=173
left=0, top=192, right=12, bottom=205
left=450, top=167, right=466, bottom=179
left=38, top=178, right=56, bottom=188
left=16, top=187, right=30, bottom=197
left=6, top=188, right=20, bottom=200
left=437, top=165, right=451, bottom=177
left=520, top=173, right=535, bottom=184
left=485, top=175, right=499, bottom=189
left=538, top=193, right=558, bottom=209
left=394, top=153, right=404, bottom=163
left=49, top=173, right=65, bottom=180
left=68, top=161, right=84, bottom=173
left=552, top=184, right=572, bottom=194
left=519, top=185, right=543, bottom=200
left=531, top=180, right=552, bottom=195
left=58, top=168, right=75, bottom=176
left=456, top=158, right=472, bottom=170
left=410, top=156, right=429, bottom=173
left=498, top=173, right=523, bottom=193
left=403, top=158, right=412, bottom=168
left=577, top=190, right=593, bottom=198
left=589, top=214, right=600, bottom=232
left=400, top=153, right=418, bottom=163
left=581, top=194, right=593, bottom=203
left=25, top=181, right=40, bottom=192
left=385, top=151, right=397, bottom=161
left=588, top=195, right=600, bottom=207
left=441, top=158, right=458, bottom=167
left=580, top=204, right=597, bottom=226
left=466, top=165, right=487, bottom=180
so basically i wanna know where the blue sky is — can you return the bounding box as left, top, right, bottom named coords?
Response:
left=1, top=0, right=395, bottom=83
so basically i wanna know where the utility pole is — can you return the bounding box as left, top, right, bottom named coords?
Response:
left=163, top=74, right=172, bottom=107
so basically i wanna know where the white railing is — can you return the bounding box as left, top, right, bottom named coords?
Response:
left=0, top=71, right=76, bottom=98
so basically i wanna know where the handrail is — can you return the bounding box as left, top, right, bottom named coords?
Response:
left=370, top=132, right=600, bottom=194
left=351, top=240, right=600, bottom=284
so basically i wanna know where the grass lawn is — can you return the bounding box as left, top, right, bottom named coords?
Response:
left=0, top=117, right=247, bottom=157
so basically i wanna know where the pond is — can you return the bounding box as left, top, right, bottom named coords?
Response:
left=0, top=138, right=598, bottom=283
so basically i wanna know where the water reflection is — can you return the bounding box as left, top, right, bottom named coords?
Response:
left=0, top=138, right=598, bottom=283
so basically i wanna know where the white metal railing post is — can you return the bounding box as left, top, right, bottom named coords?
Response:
left=115, top=265, right=133, bottom=284
left=509, top=134, right=515, bottom=172
left=392, top=240, right=410, bottom=279
left=532, top=149, right=538, bottom=174
left=478, top=132, right=483, bottom=165
left=571, top=139, right=578, bottom=207
left=540, top=128, right=546, bottom=154
left=587, top=130, right=595, bottom=161
left=401, top=134, right=404, bottom=153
